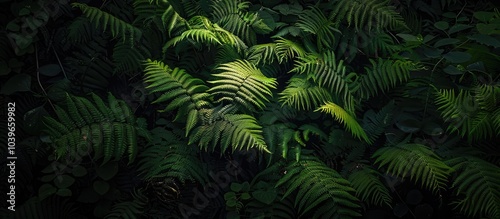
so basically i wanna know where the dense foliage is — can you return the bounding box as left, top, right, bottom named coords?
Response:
left=1, top=0, right=499, bottom=218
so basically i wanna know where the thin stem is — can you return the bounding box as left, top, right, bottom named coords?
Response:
left=35, top=45, right=56, bottom=112
left=52, top=46, right=67, bottom=79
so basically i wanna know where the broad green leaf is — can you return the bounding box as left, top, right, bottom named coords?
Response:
left=448, top=24, right=473, bottom=34
left=0, top=74, right=31, bottom=94
left=474, top=11, right=495, bottom=22
left=38, top=184, right=57, bottom=200
left=443, top=52, right=472, bottom=63
left=39, top=64, right=61, bottom=76
left=468, top=34, right=500, bottom=48
left=434, top=21, right=449, bottom=30
left=397, top=33, right=420, bottom=42
left=96, top=161, right=119, bottom=181
left=443, top=65, right=465, bottom=75
left=71, top=165, right=88, bottom=177
left=93, top=181, right=110, bottom=195
left=434, top=38, right=460, bottom=48
left=53, top=175, right=75, bottom=188
left=252, top=190, right=277, bottom=204
left=56, top=188, right=72, bottom=197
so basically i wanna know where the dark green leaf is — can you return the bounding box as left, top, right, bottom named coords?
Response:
left=0, top=74, right=31, bottom=94
left=96, top=161, right=119, bottom=181
left=434, top=38, right=460, bottom=47
left=434, top=21, right=449, bottom=30
left=448, top=24, right=473, bottom=34
left=39, top=64, right=62, bottom=76
left=56, top=188, right=72, bottom=197
left=53, top=175, right=75, bottom=188
left=93, top=181, right=110, bottom=195
left=38, top=184, right=57, bottom=200
left=443, top=65, right=464, bottom=75
left=72, top=165, right=88, bottom=177
left=474, top=11, right=495, bottom=22
left=252, top=190, right=277, bottom=204
left=443, top=52, right=472, bottom=63
left=468, top=34, right=500, bottom=48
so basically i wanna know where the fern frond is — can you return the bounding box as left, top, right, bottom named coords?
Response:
left=42, top=93, right=145, bottom=165
left=275, top=37, right=306, bottom=63
left=143, top=59, right=211, bottom=135
left=373, top=143, right=453, bottom=193
left=332, top=0, right=407, bottom=32
left=362, top=101, right=395, bottom=143
left=104, top=189, right=148, bottom=219
left=209, top=60, right=277, bottom=111
left=138, top=128, right=207, bottom=184
left=317, top=102, right=370, bottom=143
left=447, top=156, right=500, bottom=218
left=296, top=7, right=340, bottom=49
left=348, top=167, right=392, bottom=207
left=72, top=3, right=142, bottom=40
left=279, top=76, right=333, bottom=111
left=189, top=109, right=270, bottom=153
left=276, top=157, right=361, bottom=218
left=358, top=59, right=417, bottom=99
left=113, top=39, right=150, bottom=74
left=291, top=51, right=358, bottom=113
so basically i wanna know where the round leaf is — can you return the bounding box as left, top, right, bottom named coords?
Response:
left=53, top=175, right=75, bottom=188
left=71, top=165, right=88, bottom=177
left=93, top=181, right=110, bottom=195
left=56, top=188, right=72, bottom=197
left=0, top=74, right=31, bottom=95
left=240, top=192, right=251, bottom=200
left=434, top=21, right=449, bottom=30
left=96, top=161, right=119, bottom=181
left=230, top=183, right=243, bottom=192
left=39, top=64, right=62, bottom=76
left=434, top=38, right=460, bottom=48
left=41, top=174, right=56, bottom=182
left=38, top=183, right=57, bottom=200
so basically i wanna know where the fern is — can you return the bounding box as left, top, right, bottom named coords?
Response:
left=65, top=38, right=114, bottom=90
left=447, top=155, right=500, bottom=218
left=208, top=60, right=277, bottom=112
left=138, top=127, right=207, bottom=184
left=164, top=16, right=247, bottom=52
left=434, top=85, right=500, bottom=140
left=317, top=102, right=371, bottom=143
left=332, top=0, right=407, bottom=32
left=373, top=143, right=454, bottom=193
left=357, top=58, right=417, bottom=99
left=275, top=37, right=306, bottom=63
left=43, top=93, right=150, bottom=165
left=276, top=157, right=361, bottom=218
left=291, top=51, right=358, bottom=113
left=296, top=7, right=340, bottom=50
left=72, top=3, right=142, bottom=41
left=104, top=189, right=148, bottom=219
left=348, top=167, right=392, bottom=207
left=211, top=0, right=267, bottom=45
left=279, top=75, right=333, bottom=111
left=362, top=101, right=395, bottom=143
left=189, top=108, right=270, bottom=153
left=143, top=59, right=211, bottom=136
left=113, top=39, right=151, bottom=74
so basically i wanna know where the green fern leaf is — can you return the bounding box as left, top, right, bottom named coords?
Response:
left=317, top=102, right=370, bottom=143
left=276, top=157, right=361, bottom=218
left=71, top=3, right=142, bottom=40
left=447, top=156, right=500, bottom=218
left=373, top=143, right=453, bottom=193
left=209, top=60, right=277, bottom=111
